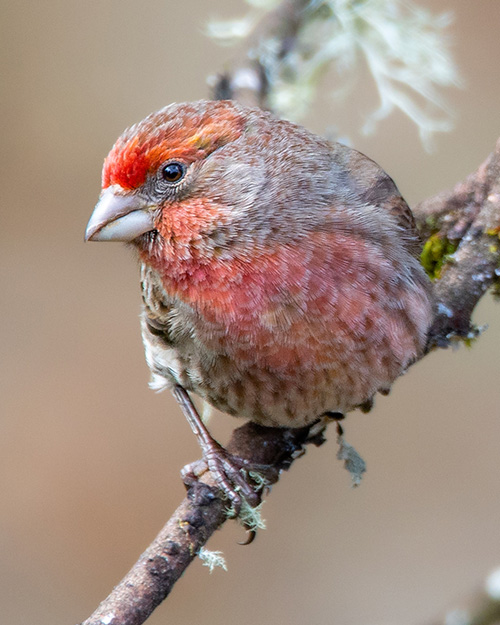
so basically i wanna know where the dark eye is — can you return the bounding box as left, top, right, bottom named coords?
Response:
left=161, top=162, right=185, bottom=183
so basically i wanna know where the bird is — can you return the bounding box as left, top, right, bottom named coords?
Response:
left=85, top=99, right=434, bottom=509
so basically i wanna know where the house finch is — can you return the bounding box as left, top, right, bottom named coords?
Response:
left=86, top=100, right=433, bottom=508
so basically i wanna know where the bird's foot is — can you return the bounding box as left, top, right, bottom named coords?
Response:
left=173, top=385, right=265, bottom=517
left=181, top=441, right=263, bottom=516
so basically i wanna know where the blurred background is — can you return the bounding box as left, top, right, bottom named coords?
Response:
left=1, top=1, right=500, bottom=624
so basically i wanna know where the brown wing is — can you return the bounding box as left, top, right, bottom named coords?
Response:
left=331, top=142, right=423, bottom=259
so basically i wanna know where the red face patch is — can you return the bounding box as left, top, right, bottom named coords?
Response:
left=101, top=102, right=245, bottom=190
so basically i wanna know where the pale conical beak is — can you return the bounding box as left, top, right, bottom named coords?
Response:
left=85, top=186, right=156, bottom=242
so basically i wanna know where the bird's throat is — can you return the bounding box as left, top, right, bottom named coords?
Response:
left=138, top=238, right=259, bottom=320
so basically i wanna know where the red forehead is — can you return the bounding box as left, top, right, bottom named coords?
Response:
left=102, top=102, right=244, bottom=190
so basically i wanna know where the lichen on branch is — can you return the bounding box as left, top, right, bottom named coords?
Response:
left=207, top=0, right=460, bottom=147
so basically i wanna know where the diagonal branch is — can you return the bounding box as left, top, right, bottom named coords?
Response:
left=80, top=422, right=326, bottom=625
left=414, top=138, right=500, bottom=344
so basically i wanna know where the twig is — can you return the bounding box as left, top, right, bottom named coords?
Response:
left=413, top=138, right=500, bottom=344
left=209, top=0, right=310, bottom=110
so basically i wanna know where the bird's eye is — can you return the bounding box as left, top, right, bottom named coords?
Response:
left=161, top=162, right=185, bottom=183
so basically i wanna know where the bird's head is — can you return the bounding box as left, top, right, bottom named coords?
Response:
left=84, top=100, right=267, bottom=260
left=86, top=100, right=351, bottom=282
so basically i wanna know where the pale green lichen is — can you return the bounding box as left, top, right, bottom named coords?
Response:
left=336, top=434, right=366, bottom=486
left=224, top=470, right=268, bottom=529
left=248, top=470, right=269, bottom=490
left=198, top=547, right=228, bottom=573
left=450, top=323, right=485, bottom=349
left=239, top=499, right=267, bottom=532
left=207, top=0, right=460, bottom=148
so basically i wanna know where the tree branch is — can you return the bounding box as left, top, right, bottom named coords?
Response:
left=80, top=422, right=325, bottom=625
left=414, top=138, right=500, bottom=344
left=210, top=0, right=311, bottom=110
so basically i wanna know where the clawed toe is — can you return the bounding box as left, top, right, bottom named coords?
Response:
left=182, top=447, right=263, bottom=515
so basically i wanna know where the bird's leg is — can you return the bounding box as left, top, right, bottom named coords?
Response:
left=172, top=385, right=261, bottom=514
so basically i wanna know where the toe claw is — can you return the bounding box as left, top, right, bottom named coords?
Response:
left=238, top=529, right=257, bottom=546
left=183, top=450, right=263, bottom=516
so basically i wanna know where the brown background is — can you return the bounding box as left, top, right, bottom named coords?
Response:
left=1, top=1, right=500, bottom=624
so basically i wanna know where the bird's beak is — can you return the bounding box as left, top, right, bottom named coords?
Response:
left=85, top=186, right=156, bottom=242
